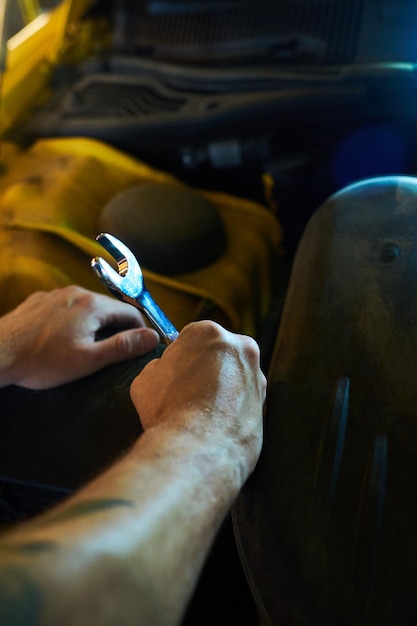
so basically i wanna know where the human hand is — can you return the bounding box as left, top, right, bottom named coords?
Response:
left=0, top=285, right=160, bottom=389
left=130, top=320, right=266, bottom=482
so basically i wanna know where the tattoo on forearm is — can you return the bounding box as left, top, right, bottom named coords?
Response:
left=37, top=498, right=134, bottom=526
left=0, top=498, right=134, bottom=623
left=7, top=498, right=134, bottom=535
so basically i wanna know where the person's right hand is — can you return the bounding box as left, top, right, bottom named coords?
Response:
left=130, top=320, right=266, bottom=484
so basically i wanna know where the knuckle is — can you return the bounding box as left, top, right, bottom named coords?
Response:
left=113, top=330, right=133, bottom=358
left=242, top=335, right=261, bottom=361
left=200, top=319, right=224, bottom=338
left=25, top=289, right=47, bottom=303
left=63, top=285, right=94, bottom=308
left=181, top=319, right=224, bottom=341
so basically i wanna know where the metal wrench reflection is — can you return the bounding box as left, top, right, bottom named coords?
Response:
left=91, top=233, right=179, bottom=345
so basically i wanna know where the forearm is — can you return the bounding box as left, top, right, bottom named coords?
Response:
left=0, top=425, right=243, bottom=626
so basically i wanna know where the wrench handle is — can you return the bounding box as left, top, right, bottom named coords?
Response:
left=136, top=289, right=179, bottom=345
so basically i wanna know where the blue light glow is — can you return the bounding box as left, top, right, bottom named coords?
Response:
left=331, top=125, right=409, bottom=189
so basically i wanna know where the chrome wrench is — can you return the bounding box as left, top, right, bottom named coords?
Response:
left=91, top=232, right=179, bottom=345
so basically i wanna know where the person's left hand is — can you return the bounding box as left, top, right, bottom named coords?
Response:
left=0, top=285, right=160, bottom=389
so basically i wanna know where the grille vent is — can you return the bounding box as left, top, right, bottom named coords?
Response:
left=129, top=0, right=364, bottom=66
left=64, top=79, right=186, bottom=119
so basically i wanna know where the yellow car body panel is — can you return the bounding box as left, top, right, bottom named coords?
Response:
left=1, top=0, right=99, bottom=135
left=0, top=136, right=283, bottom=336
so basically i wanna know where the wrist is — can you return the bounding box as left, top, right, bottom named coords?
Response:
left=132, top=423, right=246, bottom=503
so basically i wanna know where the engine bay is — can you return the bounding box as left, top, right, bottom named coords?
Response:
left=2, top=2, right=417, bottom=624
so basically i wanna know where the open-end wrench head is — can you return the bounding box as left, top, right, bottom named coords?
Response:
left=90, top=256, right=126, bottom=301
left=91, top=232, right=179, bottom=344
left=96, top=233, right=133, bottom=277
left=92, top=233, right=144, bottom=299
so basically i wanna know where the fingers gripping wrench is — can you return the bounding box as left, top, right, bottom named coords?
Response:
left=91, top=233, right=179, bottom=345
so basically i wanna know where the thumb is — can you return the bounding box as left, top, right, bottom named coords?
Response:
left=95, top=327, right=160, bottom=365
